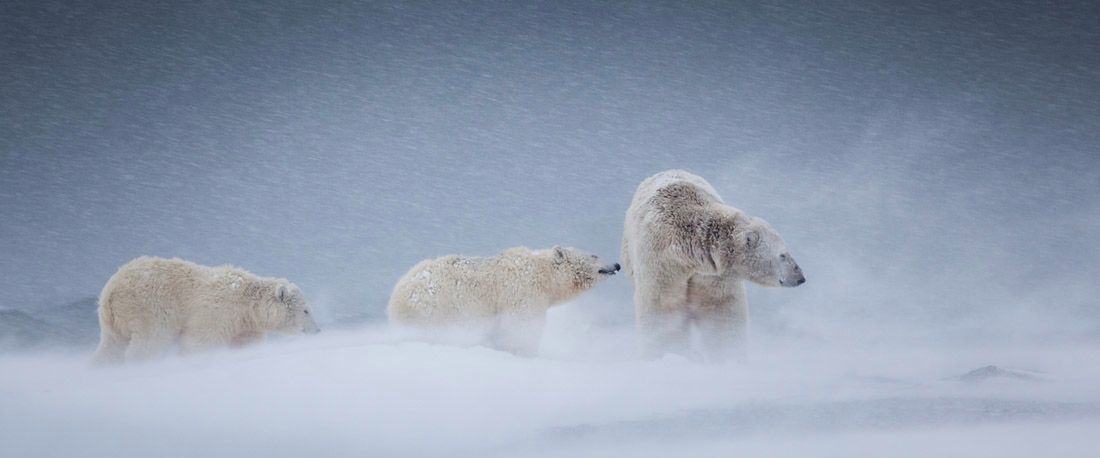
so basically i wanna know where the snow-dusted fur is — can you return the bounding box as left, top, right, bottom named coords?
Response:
left=388, top=246, right=619, bottom=356
left=622, top=170, right=805, bottom=362
left=91, top=256, right=320, bottom=365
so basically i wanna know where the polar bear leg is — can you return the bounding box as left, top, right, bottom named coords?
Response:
left=690, top=277, right=748, bottom=363
left=179, top=330, right=231, bottom=355
left=495, top=311, right=546, bottom=357
left=638, top=311, right=692, bottom=359
left=124, top=329, right=175, bottom=363
left=91, top=330, right=128, bottom=366
left=695, top=308, right=745, bottom=363
left=634, top=274, right=692, bottom=359
left=231, top=331, right=265, bottom=348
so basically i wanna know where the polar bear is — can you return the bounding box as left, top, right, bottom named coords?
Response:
left=387, top=246, right=620, bottom=356
left=622, top=170, right=805, bottom=362
left=91, top=256, right=320, bottom=365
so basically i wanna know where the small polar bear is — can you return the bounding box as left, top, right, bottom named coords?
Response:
left=91, top=256, right=320, bottom=365
left=622, top=170, right=805, bottom=362
left=387, top=246, right=620, bottom=356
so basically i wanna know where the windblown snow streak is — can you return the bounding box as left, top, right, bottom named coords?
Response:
left=1, top=0, right=1098, bottom=456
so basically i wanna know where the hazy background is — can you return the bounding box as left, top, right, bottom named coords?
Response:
left=3, top=0, right=1097, bottom=345
left=2, top=1, right=1100, bottom=456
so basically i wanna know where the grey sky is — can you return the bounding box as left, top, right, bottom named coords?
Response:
left=2, top=0, right=1097, bottom=339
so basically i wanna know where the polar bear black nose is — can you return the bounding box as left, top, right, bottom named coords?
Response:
left=613, top=263, right=621, bottom=271
left=796, top=277, right=806, bottom=285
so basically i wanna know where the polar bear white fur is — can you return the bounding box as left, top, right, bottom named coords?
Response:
left=91, top=256, right=320, bottom=365
left=621, top=170, right=805, bottom=362
left=387, top=246, right=620, bottom=356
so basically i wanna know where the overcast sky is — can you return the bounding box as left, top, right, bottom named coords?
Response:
left=2, top=0, right=1097, bottom=341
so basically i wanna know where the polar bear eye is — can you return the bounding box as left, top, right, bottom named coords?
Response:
left=304, top=310, right=310, bottom=315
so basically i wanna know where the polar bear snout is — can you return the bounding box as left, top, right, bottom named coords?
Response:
left=598, top=263, right=621, bottom=275
left=779, top=261, right=805, bottom=287
left=299, top=313, right=322, bottom=334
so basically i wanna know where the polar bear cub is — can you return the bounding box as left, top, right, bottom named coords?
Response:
left=388, top=246, right=620, bottom=356
left=622, top=170, right=805, bottom=362
left=92, top=256, right=320, bottom=364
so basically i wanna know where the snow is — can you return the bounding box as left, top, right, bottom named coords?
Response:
left=1, top=1, right=1098, bottom=456
left=2, top=309, right=1099, bottom=457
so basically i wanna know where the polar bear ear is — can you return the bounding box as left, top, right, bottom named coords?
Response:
left=553, top=246, right=565, bottom=260
left=745, top=230, right=760, bottom=248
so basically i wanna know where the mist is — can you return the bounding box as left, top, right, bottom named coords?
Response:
left=2, top=0, right=1099, bottom=456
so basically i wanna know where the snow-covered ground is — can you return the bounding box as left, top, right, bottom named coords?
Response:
left=3, top=1, right=1097, bottom=456
left=3, top=307, right=1098, bottom=458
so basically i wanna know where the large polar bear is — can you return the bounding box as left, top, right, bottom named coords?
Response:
left=622, top=170, right=805, bottom=362
left=388, top=246, right=620, bottom=356
left=92, top=256, right=320, bottom=364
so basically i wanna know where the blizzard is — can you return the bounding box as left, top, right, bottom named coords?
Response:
left=3, top=306, right=1100, bottom=457
left=2, top=0, right=1098, bottom=456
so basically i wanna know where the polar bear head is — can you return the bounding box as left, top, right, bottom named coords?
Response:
left=540, top=246, right=620, bottom=303
left=261, top=281, right=321, bottom=335
left=712, top=212, right=805, bottom=288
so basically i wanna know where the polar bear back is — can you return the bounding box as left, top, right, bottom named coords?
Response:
left=99, top=257, right=258, bottom=336
left=622, top=170, right=733, bottom=278
left=629, top=169, right=724, bottom=210
left=387, top=250, right=544, bottom=325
